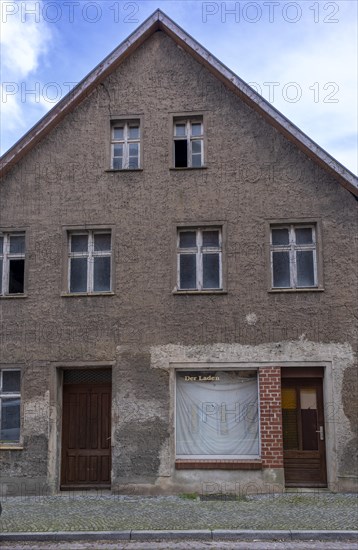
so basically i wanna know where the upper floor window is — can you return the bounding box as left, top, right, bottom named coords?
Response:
left=173, top=117, right=204, bottom=168
left=111, top=120, right=140, bottom=170
left=270, top=224, right=317, bottom=289
left=0, top=233, right=25, bottom=296
left=0, top=369, right=21, bottom=443
left=68, top=230, right=112, bottom=294
left=177, top=227, right=222, bottom=291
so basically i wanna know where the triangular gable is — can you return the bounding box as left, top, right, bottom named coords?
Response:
left=1, top=9, right=357, bottom=196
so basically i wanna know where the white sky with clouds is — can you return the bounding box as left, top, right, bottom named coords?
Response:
left=0, top=0, right=357, bottom=174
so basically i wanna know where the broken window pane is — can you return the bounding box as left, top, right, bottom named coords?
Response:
left=272, top=228, right=289, bottom=245
left=272, top=252, right=290, bottom=287
left=71, top=235, right=88, bottom=253
left=93, top=257, right=111, bottom=292
left=180, top=254, right=196, bottom=289
left=70, top=258, right=87, bottom=293
left=174, top=140, right=188, bottom=167
left=94, top=234, right=111, bottom=252
left=297, top=251, right=315, bottom=286
left=179, top=231, right=196, bottom=248
left=0, top=398, right=20, bottom=441
left=3, top=371, right=21, bottom=392
left=203, top=253, right=220, bottom=288
left=9, top=259, right=25, bottom=294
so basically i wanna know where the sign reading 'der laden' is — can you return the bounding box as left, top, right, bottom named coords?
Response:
left=184, top=375, right=220, bottom=382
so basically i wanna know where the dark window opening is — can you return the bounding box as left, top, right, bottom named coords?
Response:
left=175, top=141, right=188, bottom=167
left=9, top=260, right=25, bottom=294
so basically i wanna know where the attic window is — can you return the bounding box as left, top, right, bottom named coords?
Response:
left=111, top=120, right=140, bottom=170
left=173, top=117, right=204, bottom=168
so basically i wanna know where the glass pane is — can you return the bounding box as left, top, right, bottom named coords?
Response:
left=282, top=409, right=299, bottom=450
left=1, top=398, right=20, bottom=441
left=281, top=388, right=296, bottom=409
left=179, top=231, right=196, bottom=248
left=175, top=123, right=186, bottom=137
left=113, top=127, right=124, bottom=140
left=9, top=260, right=25, bottom=293
left=129, top=126, right=139, bottom=139
left=70, top=258, right=87, bottom=293
left=192, top=140, right=201, bottom=154
left=113, top=144, right=123, bottom=157
left=297, top=251, right=315, bottom=287
left=3, top=371, right=21, bottom=392
left=94, top=233, right=111, bottom=252
left=0, top=259, right=2, bottom=294
left=113, top=157, right=123, bottom=170
left=191, top=122, right=202, bottom=136
left=179, top=254, right=196, bottom=289
left=272, top=252, right=290, bottom=287
left=128, top=157, right=139, bottom=169
left=296, top=227, right=313, bottom=244
left=192, top=154, right=202, bottom=168
left=94, top=257, right=111, bottom=292
left=129, top=143, right=138, bottom=156
left=203, top=230, right=219, bottom=248
left=272, top=228, right=289, bottom=245
left=300, top=388, right=317, bottom=409
left=203, top=253, right=220, bottom=288
left=71, top=234, right=88, bottom=253
left=9, top=235, right=25, bottom=254
left=0, top=236, right=3, bottom=254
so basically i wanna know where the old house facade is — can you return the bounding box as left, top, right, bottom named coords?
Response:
left=0, top=10, right=357, bottom=496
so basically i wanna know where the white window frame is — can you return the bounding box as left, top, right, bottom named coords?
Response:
left=177, top=227, right=222, bottom=291
left=0, top=369, right=21, bottom=444
left=173, top=118, right=204, bottom=168
left=270, top=224, right=317, bottom=289
left=0, top=232, right=26, bottom=296
left=68, top=230, right=112, bottom=293
left=111, top=120, right=140, bottom=170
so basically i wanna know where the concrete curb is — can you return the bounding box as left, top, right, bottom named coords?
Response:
left=0, top=530, right=357, bottom=542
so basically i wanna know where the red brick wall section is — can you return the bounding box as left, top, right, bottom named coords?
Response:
left=259, top=367, right=284, bottom=468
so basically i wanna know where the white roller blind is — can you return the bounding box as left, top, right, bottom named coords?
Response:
left=176, top=371, right=259, bottom=458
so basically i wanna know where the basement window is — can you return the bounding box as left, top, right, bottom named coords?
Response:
left=173, top=117, right=204, bottom=168
left=0, top=233, right=26, bottom=296
left=270, top=224, right=318, bottom=289
left=0, top=369, right=21, bottom=443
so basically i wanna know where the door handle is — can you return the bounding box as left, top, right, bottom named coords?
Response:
left=316, top=426, right=324, bottom=440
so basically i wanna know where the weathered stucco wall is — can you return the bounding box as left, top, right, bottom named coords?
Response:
left=0, top=30, right=357, bottom=495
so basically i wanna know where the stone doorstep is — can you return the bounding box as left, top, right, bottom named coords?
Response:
left=0, top=530, right=357, bottom=542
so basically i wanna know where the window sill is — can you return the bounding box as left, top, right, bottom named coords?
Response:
left=105, top=169, right=143, bottom=173
left=175, top=460, right=262, bottom=470
left=61, top=292, right=115, bottom=298
left=0, top=445, right=23, bottom=450
left=173, top=290, right=227, bottom=295
left=269, top=287, right=324, bottom=293
left=170, top=166, right=207, bottom=171
left=0, top=294, right=27, bottom=299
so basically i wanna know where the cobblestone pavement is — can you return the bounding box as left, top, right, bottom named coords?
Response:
left=1, top=541, right=358, bottom=550
left=0, top=493, right=357, bottom=532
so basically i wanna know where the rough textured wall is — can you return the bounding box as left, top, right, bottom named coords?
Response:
left=0, top=30, right=357, bottom=493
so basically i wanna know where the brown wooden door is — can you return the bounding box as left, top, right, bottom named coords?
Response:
left=282, top=379, right=327, bottom=487
left=61, top=383, right=111, bottom=489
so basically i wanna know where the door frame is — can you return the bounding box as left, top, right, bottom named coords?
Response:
left=47, top=362, right=115, bottom=494
left=281, top=373, right=327, bottom=487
